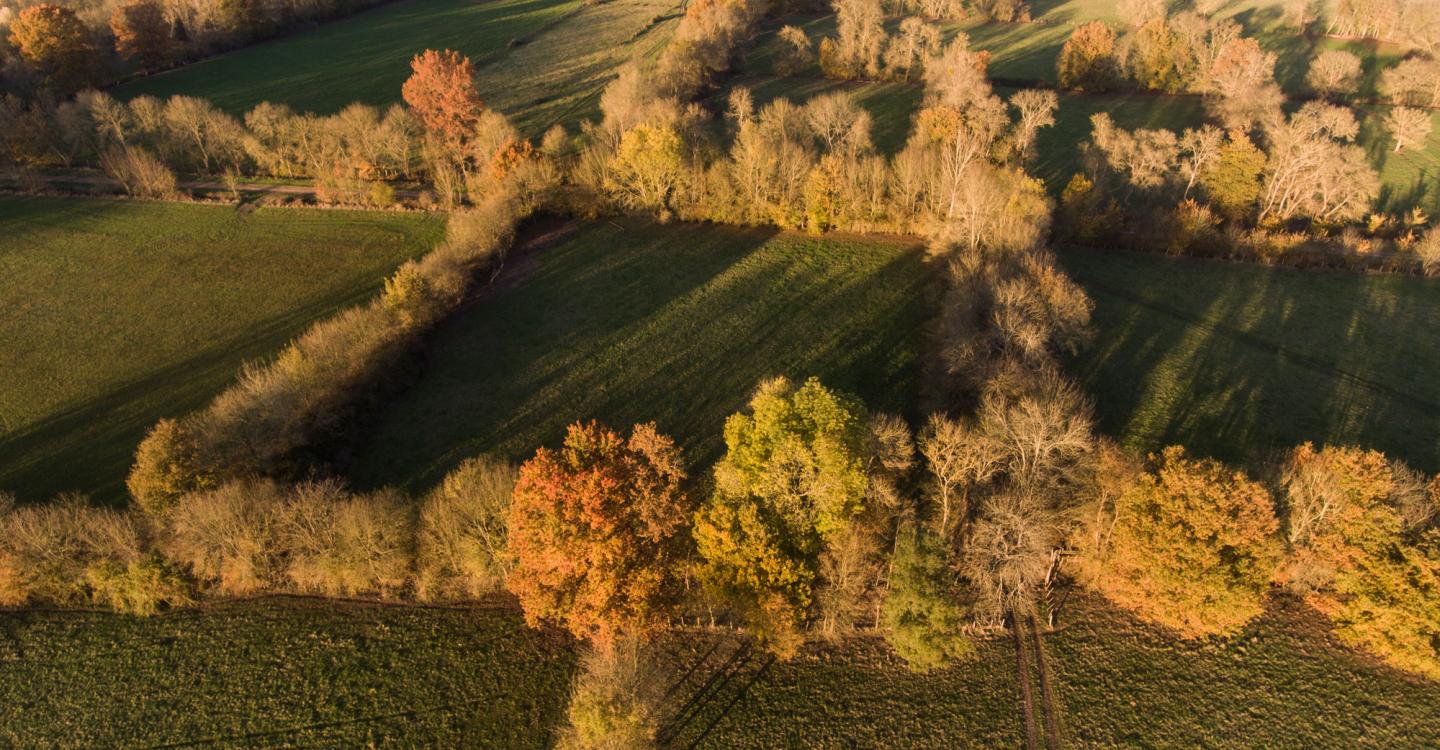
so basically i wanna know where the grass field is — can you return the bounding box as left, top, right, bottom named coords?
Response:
left=0, top=196, right=444, bottom=505
left=1061, top=248, right=1440, bottom=473
left=5, top=592, right=1436, bottom=748
left=0, top=598, right=575, bottom=749
left=111, top=0, right=678, bottom=136
left=114, top=0, right=580, bottom=114
left=349, top=218, right=933, bottom=493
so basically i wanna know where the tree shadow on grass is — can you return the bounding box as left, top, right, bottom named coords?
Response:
left=1060, top=247, right=1440, bottom=472
left=349, top=218, right=933, bottom=493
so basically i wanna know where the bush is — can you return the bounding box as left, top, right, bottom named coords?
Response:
left=280, top=480, right=414, bottom=598
left=0, top=494, right=188, bottom=614
left=415, top=456, right=516, bottom=601
left=557, top=642, right=659, bottom=750
left=100, top=145, right=178, bottom=198
left=882, top=525, right=974, bottom=671
left=164, top=478, right=289, bottom=595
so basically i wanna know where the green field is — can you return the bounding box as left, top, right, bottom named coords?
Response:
left=0, top=196, right=444, bottom=504
left=1062, top=248, right=1440, bottom=473
left=111, top=0, right=678, bottom=136
left=5, top=592, right=1436, bottom=748
left=0, top=598, right=575, bottom=749
left=349, top=218, right=933, bottom=492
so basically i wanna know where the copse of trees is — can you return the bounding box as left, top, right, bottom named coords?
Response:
left=1064, top=95, right=1415, bottom=268
left=817, top=0, right=942, bottom=82
left=506, top=421, right=693, bottom=648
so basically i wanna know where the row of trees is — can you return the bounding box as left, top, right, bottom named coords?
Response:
left=1, top=53, right=554, bottom=207
left=1057, top=9, right=1440, bottom=103
left=1062, top=101, right=1440, bottom=269
left=1, top=0, right=390, bottom=96
left=578, top=31, right=1059, bottom=237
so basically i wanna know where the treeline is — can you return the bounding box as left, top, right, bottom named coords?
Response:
left=1053, top=10, right=1440, bottom=273
left=0, top=0, right=394, bottom=97
left=1057, top=3, right=1440, bottom=101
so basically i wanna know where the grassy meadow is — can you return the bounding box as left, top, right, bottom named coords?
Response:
left=110, top=0, right=678, bottom=136
left=4, top=592, right=1437, bottom=748
left=349, top=218, right=933, bottom=493
left=0, top=196, right=444, bottom=504
left=1062, top=248, right=1440, bottom=473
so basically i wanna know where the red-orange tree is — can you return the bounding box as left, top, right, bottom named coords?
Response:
left=9, top=4, right=94, bottom=92
left=507, top=421, right=692, bottom=647
left=400, top=49, right=486, bottom=141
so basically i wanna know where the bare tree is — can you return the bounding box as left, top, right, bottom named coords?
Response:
left=1008, top=89, right=1058, bottom=164
left=1306, top=49, right=1363, bottom=99
left=1385, top=107, right=1433, bottom=152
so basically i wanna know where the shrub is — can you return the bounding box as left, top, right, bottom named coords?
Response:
left=1073, top=445, right=1283, bottom=637
left=101, top=145, right=178, bottom=198
left=280, top=481, right=414, bottom=598
left=0, top=494, right=188, bottom=613
left=415, top=456, right=516, bottom=601
left=882, top=525, right=974, bottom=671
left=556, top=641, right=659, bottom=750
left=163, top=478, right=289, bottom=595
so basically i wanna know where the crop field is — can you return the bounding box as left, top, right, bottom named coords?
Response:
left=656, top=593, right=1440, bottom=749
left=111, top=0, right=679, bottom=136
left=1062, top=247, right=1440, bottom=473
left=0, top=598, right=576, bottom=749
left=349, top=218, right=933, bottom=493
left=5, top=592, right=1436, bottom=748
left=0, top=196, right=444, bottom=505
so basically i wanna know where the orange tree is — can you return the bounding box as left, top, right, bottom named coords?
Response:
left=111, top=0, right=172, bottom=72
left=9, top=4, right=94, bottom=92
left=506, top=421, right=692, bottom=648
left=1073, top=445, right=1283, bottom=637
left=401, top=49, right=487, bottom=142
left=1278, top=443, right=1440, bottom=678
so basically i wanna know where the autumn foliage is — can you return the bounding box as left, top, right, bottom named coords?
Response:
left=1074, top=445, right=1283, bottom=637
left=9, top=4, right=94, bottom=92
left=400, top=49, right=487, bottom=140
left=507, top=421, right=692, bottom=647
left=110, top=0, right=172, bottom=71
